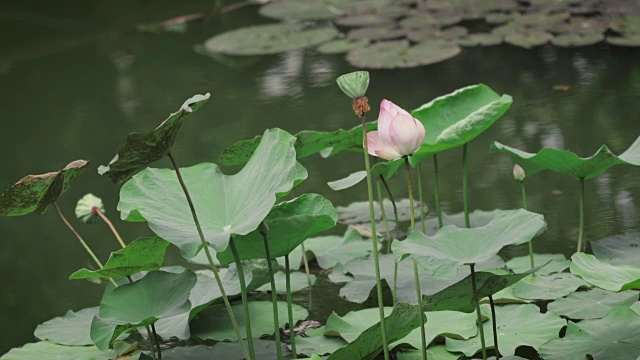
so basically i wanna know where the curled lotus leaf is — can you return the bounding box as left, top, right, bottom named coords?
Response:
left=505, top=30, right=554, bottom=48
left=204, top=23, right=338, bottom=56
left=98, top=93, right=210, bottom=184
left=607, top=35, right=640, bottom=47
left=551, top=32, right=604, bottom=47
left=347, top=26, right=406, bottom=41
left=318, top=38, right=369, bottom=54
left=457, top=33, right=502, bottom=46
left=0, top=160, right=88, bottom=216
left=346, top=40, right=461, bottom=69
left=570, top=252, right=640, bottom=292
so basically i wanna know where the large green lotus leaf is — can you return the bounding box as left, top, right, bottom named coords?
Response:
left=70, top=237, right=169, bottom=279
left=97, top=94, right=210, bottom=184
left=393, top=310, right=477, bottom=349
left=422, top=209, right=499, bottom=236
left=538, top=306, right=640, bottom=359
left=394, top=209, right=545, bottom=278
left=490, top=134, right=640, bottom=179
left=219, top=122, right=376, bottom=166
left=317, top=39, right=369, bottom=54
left=326, top=303, right=424, bottom=360
left=396, top=346, right=461, bottom=360
left=91, top=270, right=196, bottom=350
left=152, top=341, right=290, bottom=360
left=295, top=327, right=349, bottom=356
left=34, top=307, right=98, bottom=346
left=216, top=194, right=336, bottom=265
left=0, top=342, right=116, bottom=360
left=337, top=198, right=426, bottom=225
left=547, top=288, right=639, bottom=320
left=192, top=301, right=308, bottom=341
left=570, top=252, right=640, bottom=292
left=346, top=40, right=461, bottom=69
left=446, top=304, right=565, bottom=357
left=256, top=270, right=316, bottom=294
left=411, top=84, right=513, bottom=160
left=0, top=160, right=88, bottom=216
left=511, top=273, right=590, bottom=300
left=506, top=253, right=569, bottom=275
left=481, top=285, right=531, bottom=305
left=591, top=232, right=640, bottom=266
left=203, top=23, right=338, bottom=56
left=118, top=128, right=307, bottom=258
left=302, top=228, right=372, bottom=269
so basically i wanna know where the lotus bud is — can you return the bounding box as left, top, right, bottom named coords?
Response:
left=366, top=99, right=426, bottom=161
left=513, top=164, right=526, bottom=182
left=75, top=193, right=105, bottom=224
left=336, top=71, right=370, bottom=99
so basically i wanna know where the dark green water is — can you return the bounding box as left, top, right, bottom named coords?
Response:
left=1, top=1, right=640, bottom=355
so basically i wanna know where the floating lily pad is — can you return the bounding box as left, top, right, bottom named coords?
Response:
left=538, top=306, right=640, bottom=359
left=550, top=16, right=607, bottom=34
left=446, top=304, right=565, bottom=357
left=192, top=301, right=308, bottom=341
left=69, top=237, right=169, bottom=280
left=547, top=288, right=639, bottom=320
left=256, top=271, right=316, bottom=293
left=485, top=13, right=514, bottom=24
left=551, top=32, right=604, bottom=46
left=336, top=198, right=425, bottom=225
left=158, top=341, right=290, bottom=360
left=407, top=26, right=468, bottom=42
left=396, top=346, right=461, bottom=360
left=513, top=11, right=570, bottom=27
left=298, top=228, right=373, bottom=269
left=607, top=34, right=640, bottom=47
left=457, top=32, right=503, bottom=46
left=490, top=134, right=640, bottom=179
left=317, top=38, right=369, bottom=54
left=347, top=26, right=406, bottom=41
left=34, top=307, right=99, bottom=346
left=295, top=327, right=348, bottom=357
left=0, top=160, right=88, bottom=216
left=0, top=342, right=116, bottom=360
left=608, top=14, right=640, bottom=34
left=570, top=252, right=640, bottom=292
left=505, top=253, right=569, bottom=275
left=505, top=30, right=554, bottom=48
left=511, top=273, right=589, bottom=300
left=204, top=23, right=338, bottom=55
left=400, top=13, right=463, bottom=28
left=422, top=209, right=499, bottom=235
left=335, top=14, right=396, bottom=27
left=591, top=232, right=640, bottom=266
left=98, top=94, right=210, bottom=184
left=118, top=128, right=306, bottom=259
left=259, top=0, right=343, bottom=20
left=346, top=40, right=461, bottom=69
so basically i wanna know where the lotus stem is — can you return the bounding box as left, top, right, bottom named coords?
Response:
left=469, top=264, right=487, bottom=360
left=488, top=295, right=500, bottom=359
left=167, top=152, right=250, bottom=360
left=405, top=157, right=426, bottom=360
left=94, top=208, right=127, bottom=249
left=376, top=179, right=392, bottom=253
left=260, top=222, right=284, bottom=360
left=463, top=144, right=470, bottom=228
left=291, top=192, right=313, bottom=290
left=285, top=255, right=297, bottom=358
left=520, top=182, right=534, bottom=268
left=151, top=323, right=162, bottom=359
left=577, top=177, right=585, bottom=253
left=416, top=163, right=426, bottom=233
left=229, top=237, right=256, bottom=360
left=379, top=175, right=400, bottom=305
left=433, top=154, right=443, bottom=228
left=360, top=114, right=390, bottom=360
left=380, top=175, right=400, bottom=237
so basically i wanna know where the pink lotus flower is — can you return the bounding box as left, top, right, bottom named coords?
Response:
left=366, top=99, right=426, bottom=161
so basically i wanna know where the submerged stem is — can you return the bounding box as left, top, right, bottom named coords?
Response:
left=94, top=208, right=127, bottom=249
left=489, top=295, right=500, bottom=359
left=260, top=223, right=283, bottom=360
left=520, top=182, right=534, bottom=268
left=433, top=154, right=443, bottom=228
left=469, top=264, right=487, bottom=360
left=416, top=163, right=426, bottom=233
left=463, top=144, right=470, bottom=229
left=577, top=177, right=586, bottom=253
left=151, top=323, right=162, bottom=359
left=361, top=114, right=390, bottom=360
left=230, top=237, right=256, bottom=359
left=166, top=152, right=250, bottom=360
left=285, top=255, right=297, bottom=358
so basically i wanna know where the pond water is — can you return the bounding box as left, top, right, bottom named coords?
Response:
left=1, top=0, right=640, bottom=355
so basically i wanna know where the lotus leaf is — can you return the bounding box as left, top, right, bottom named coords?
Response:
left=0, top=341, right=116, bottom=360
left=192, top=301, right=308, bottom=341
left=570, top=252, right=640, bottom=292
left=347, top=26, right=406, bottom=41
left=446, top=304, right=566, bottom=356
left=551, top=33, right=604, bottom=46
left=407, top=26, right=468, bottom=42
left=346, top=40, right=461, bottom=69
left=547, top=288, right=639, bottom=320
left=335, top=14, right=395, bottom=27
left=34, top=307, right=98, bottom=346
left=317, top=39, right=369, bottom=54
left=490, top=134, right=640, bottom=180
left=458, top=33, right=502, bottom=46
left=69, top=237, right=169, bottom=279
left=400, top=13, right=462, bottom=28
left=0, top=160, right=88, bottom=216
left=607, top=35, right=640, bottom=47
left=295, top=327, right=349, bottom=356
left=511, top=273, right=589, bottom=300
left=97, top=94, right=209, bottom=184
left=289, top=228, right=372, bottom=270
left=118, top=128, right=307, bottom=258
left=538, top=306, right=640, bottom=359
left=608, top=14, right=640, bottom=34
left=591, top=232, right=640, bottom=266
left=256, top=271, right=316, bottom=293
left=337, top=198, right=425, bottom=225
left=203, top=24, right=338, bottom=55
left=258, top=0, right=342, bottom=20
left=158, top=341, right=290, bottom=360
left=396, top=346, right=461, bottom=360
left=506, top=253, right=569, bottom=275
left=505, top=30, right=554, bottom=48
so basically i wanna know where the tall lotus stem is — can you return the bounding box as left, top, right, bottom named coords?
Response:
left=376, top=179, right=392, bottom=253
left=379, top=175, right=400, bottom=305
left=167, top=152, right=250, bottom=360
left=229, top=237, right=256, bottom=359
left=94, top=208, right=127, bottom=249
left=380, top=175, right=400, bottom=238
left=433, top=154, right=443, bottom=228
left=285, top=255, right=297, bottom=358
left=416, top=163, right=426, bottom=233
left=290, top=192, right=313, bottom=289
left=260, top=222, right=284, bottom=360
left=151, top=324, right=162, bottom=359
left=577, top=177, right=586, bottom=253
left=463, top=144, right=470, bottom=228
left=404, top=157, right=427, bottom=360
left=514, top=164, right=533, bottom=268
left=489, top=295, right=500, bottom=359
left=469, top=264, right=487, bottom=360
